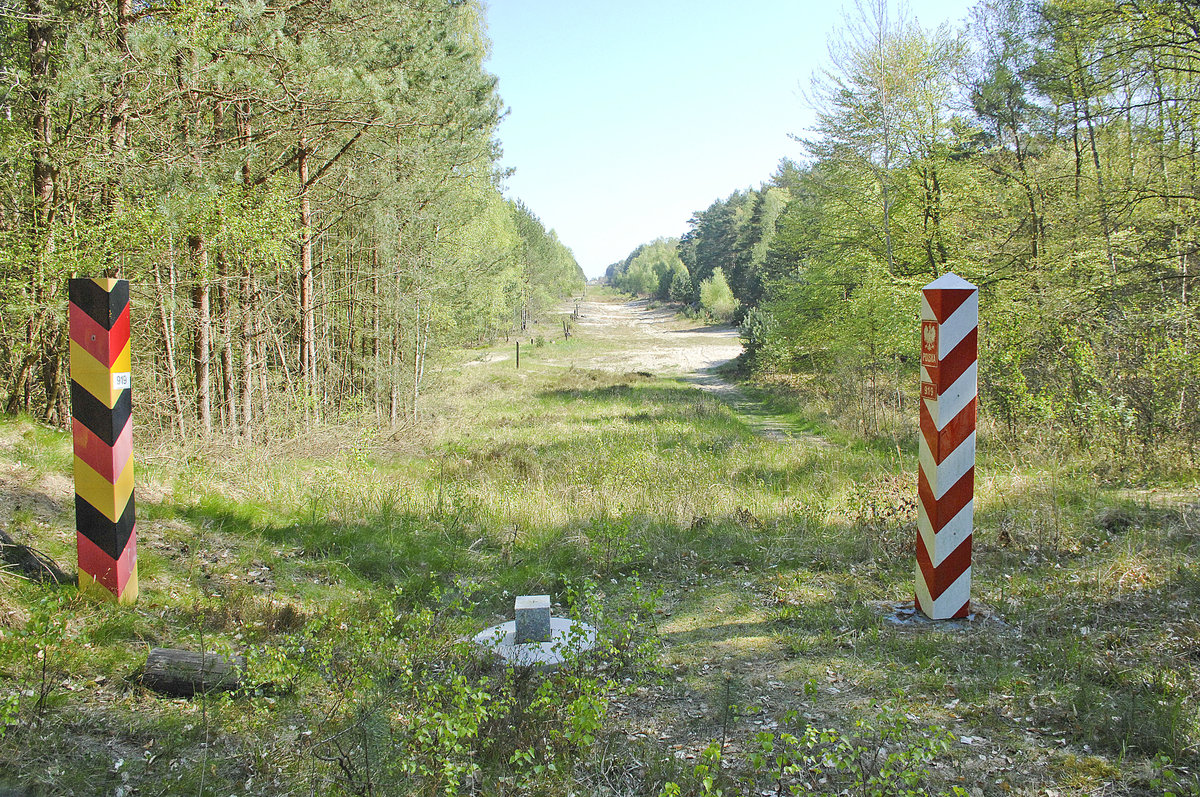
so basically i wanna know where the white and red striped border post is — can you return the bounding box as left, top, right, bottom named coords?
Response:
left=916, top=273, right=977, bottom=620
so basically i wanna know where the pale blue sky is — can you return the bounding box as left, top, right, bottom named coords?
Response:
left=483, top=1, right=977, bottom=278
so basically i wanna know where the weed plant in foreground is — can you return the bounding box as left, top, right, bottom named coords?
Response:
left=0, top=315, right=1196, bottom=795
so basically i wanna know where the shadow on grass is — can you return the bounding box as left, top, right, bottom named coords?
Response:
left=162, top=481, right=867, bottom=623
left=678, top=323, right=738, bottom=335
left=658, top=619, right=780, bottom=646
left=169, top=499, right=585, bottom=608
left=807, top=507, right=1200, bottom=764
left=538, top=381, right=717, bottom=408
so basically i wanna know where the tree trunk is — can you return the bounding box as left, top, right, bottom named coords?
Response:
left=1077, top=78, right=1115, bottom=275
left=371, top=252, right=381, bottom=422
left=106, top=0, right=131, bottom=216
left=388, top=241, right=402, bottom=427
left=217, top=254, right=236, bottom=432
left=298, top=137, right=315, bottom=421
left=241, top=267, right=255, bottom=435
left=6, top=338, right=38, bottom=415
left=236, top=101, right=255, bottom=436
left=190, top=236, right=212, bottom=436
left=154, top=257, right=186, bottom=437
left=389, top=320, right=401, bottom=428
left=40, top=322, right=64, bottom=426
left=1069, top=97, right=1083, bottom=204
left=412, top=296, right=424, bottom=420
left=28, top=0, right=54, bottom=235
left=257, top=329, right=270, bottom=438
left=236, top=100, right=252, bottom=186
left=19, top=0, right=56, bottom=421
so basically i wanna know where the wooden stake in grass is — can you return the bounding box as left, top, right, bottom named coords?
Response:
left=915, top=273, right=977, bottom=620
left=516, top=341, right=520, bottom=369
left=69, top=278, right=138, bottom=604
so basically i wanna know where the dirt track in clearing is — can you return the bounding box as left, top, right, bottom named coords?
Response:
left=554, top=294, right=817, bottom=443
left=565, top=295, right=743, bottom=377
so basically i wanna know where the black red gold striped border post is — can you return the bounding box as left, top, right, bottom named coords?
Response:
left=915, top=273, right=978, bottom=620
left=69, top=278, right=137, bottom=604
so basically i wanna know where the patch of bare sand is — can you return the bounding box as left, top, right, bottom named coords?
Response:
left=564, top=297, right=743, bottom=377
left=558, top=295, right=833, bottom=447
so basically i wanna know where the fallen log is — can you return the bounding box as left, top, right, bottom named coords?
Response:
left=142, top=648, right=245, bottom=697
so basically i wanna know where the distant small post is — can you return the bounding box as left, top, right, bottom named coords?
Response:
left=915, top=273, right=977, bottom=620
left=516, top=341, right=520, bottom=369
left=69, top=278, right=138, bottom=604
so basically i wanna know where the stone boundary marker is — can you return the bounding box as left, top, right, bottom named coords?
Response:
left=515, top=594, right=551, bottom=643
left=475, top=596, right=597, bottom=670
left=915, top=273, right=978, bottom=620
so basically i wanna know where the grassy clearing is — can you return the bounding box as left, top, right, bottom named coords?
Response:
left=0, top=295, right=1197, bottom=795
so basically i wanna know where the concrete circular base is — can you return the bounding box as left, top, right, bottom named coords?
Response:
left=473, top=617, right=598, bottom=669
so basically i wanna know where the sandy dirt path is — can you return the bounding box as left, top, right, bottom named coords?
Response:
left=465, top=291, right=817, bottom=442
left=563, top=295, right=743, bottom=377
left=541, top=293, right=815, bottom=442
